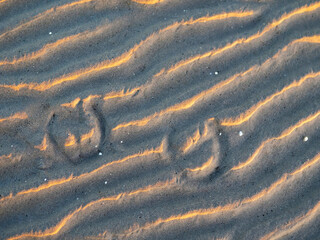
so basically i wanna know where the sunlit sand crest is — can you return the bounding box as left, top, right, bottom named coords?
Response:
left=222, top=71, right=320, bottom=126
left=0, top=11, right=255, bottom=92
left=7, top=179, right=175, bottom=240
left=120, top=152, right=320, bottom=235
left=232, top=110, right=320, bottom=170
left=3, top=142, right=165, bottom=201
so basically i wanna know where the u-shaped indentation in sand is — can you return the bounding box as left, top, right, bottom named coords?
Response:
left=40, top=96, right=105, bottom=165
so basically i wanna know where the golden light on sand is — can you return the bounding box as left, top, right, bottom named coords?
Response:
left=2, top=0, right=320, bottom=239
left=0, top=112, right=28, bottom=123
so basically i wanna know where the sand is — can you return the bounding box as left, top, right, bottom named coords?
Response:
left=0, top=0, right=320, bottom=239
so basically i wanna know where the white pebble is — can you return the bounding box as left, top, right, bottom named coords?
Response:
left=98, top=152, right=102, bottom=156
left=214, top=71, right=219, bottom=75
left=219, top=132, right=222, bottom=136
left=239, top=131, right=243, bottom=136
left=303, top=136, right=308, bottom=142
left=49, top=32, right=52, bottom=35
left=120, top=140, right=123, bottom=143
left=44, top=178, right=47, bottom=181
left=104, top=181, right=108, bottom=184
left=209, top=72, right=213, bottom=75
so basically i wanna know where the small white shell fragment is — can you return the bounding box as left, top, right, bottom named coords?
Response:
left=98, top=152, right=102, bottom=156
left=303, top=136, right=308, bottom=142
left=104, top=181, right=108, bottom=185
left=239, top=131, right=243, bottom=136
left=49, top=32, right=52, bottom=35
left=215, top=71, right=219, bottom=75
left=120, top=140, right=123, bottom=143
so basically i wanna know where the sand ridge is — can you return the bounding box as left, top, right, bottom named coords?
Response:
left=0, top=0, right=320, bottom=239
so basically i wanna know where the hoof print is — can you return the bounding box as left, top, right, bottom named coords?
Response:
left=47, top=99, right=103, bottom=164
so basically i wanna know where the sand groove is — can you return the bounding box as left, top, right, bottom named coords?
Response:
left=1, top=0, right=320, bottom=239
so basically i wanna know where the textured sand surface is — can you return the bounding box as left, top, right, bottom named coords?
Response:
left=0, top=0, right=320, bottom=239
